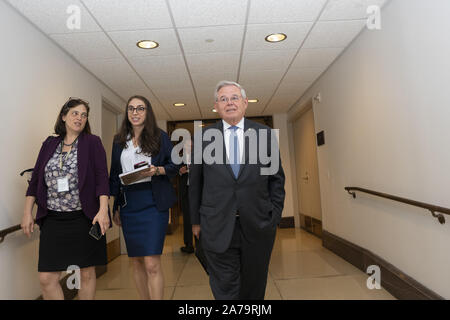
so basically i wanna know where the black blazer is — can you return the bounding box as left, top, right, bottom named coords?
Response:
left=189, top=118, right=285, bottom=253
left=109, top=129, right=179, bottom=213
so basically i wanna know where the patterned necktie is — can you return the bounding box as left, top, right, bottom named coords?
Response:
left=229, top=126, right=240, bottom=178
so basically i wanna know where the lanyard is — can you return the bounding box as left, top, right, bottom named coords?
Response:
left=59, top=138, right=77, bottom=171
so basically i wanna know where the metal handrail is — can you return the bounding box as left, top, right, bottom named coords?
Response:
left=345, top=187, right=450, bottom=224
left=0, top=168, right=34, bottom=243
left=0, top=224, right=22, bottom=244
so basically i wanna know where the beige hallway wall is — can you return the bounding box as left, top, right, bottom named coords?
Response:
left=289, top=0, right=450, bottom=298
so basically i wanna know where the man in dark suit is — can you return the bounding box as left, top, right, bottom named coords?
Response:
left=189, top=80, right=285, bottom=300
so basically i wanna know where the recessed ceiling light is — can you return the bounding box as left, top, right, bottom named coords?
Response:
left=173, top=103, right=186, bottom=107
left=205, top=39, right=215, bottom=43
left=248, top=99, right=259, bottom=103
left=137, top=40, right=159, bottom=49
left=265, top=33, right=287, bottom=43
left=212, top=108, right=217, bottom=113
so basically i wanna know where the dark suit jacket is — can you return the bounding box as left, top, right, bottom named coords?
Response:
left=189, top=118, right=285, bottom=253
left=109, top=129, right=179, bottom=213
left=26, top=133, right=110, bottom=226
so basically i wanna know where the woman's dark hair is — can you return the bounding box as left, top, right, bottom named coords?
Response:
left=54, top=98, right=91, bottom=136
left=115, top=95, right=161, bottom=156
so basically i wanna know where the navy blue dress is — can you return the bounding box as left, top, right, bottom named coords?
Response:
left=120, top=182, right=169, bottom=256
left=109, top=130, right=179, bottom=257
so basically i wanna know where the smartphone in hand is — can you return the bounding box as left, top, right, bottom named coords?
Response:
left=89, top=222, right=102, bottom=240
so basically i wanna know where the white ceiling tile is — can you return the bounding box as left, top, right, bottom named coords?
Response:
left=240, top=50, right=297, bottom=72
left=129, top=55, right=187, bottom=77
left=158, top=91, right=197, bottom=105
left=6, top=0, right=101, bottom=34
left=240, top=84, right=276, bottom=102
left=186, top=53, right=240, bottom=74
left=81, top=57, right=135, bottom=80
left=168, top=0, right=248, bottom=28
left=246, top=109, right=264, bottom=117
left=197, top=94, right=216, bottom=110
left=265, top=94, right=301, bottom=113
left=162, top=103, right=199, bottom=117
left=275, top=81, right=312, bottom=96
left=247, top=99, right=270, bottom=111
left=142, top=72, right=192, bottom=93
left=191, top=72, right=238, bottom=91
left=248, top=0, right=327, bottom=24
left=283, top=67, right=326, bottom=84
left=108, top=29, right=181, bottom=57
left=239, top=69, right=285, bottom=87
left=50, top=32, right=122, bottom=60
left=169, top=109, right=202, bottom=121
left=244, top=22, right=313, bottom=51
left=291, top=48, right=343, bottom=68
left=303, top=20, right=366, bottom=48
left=320, top=0, right=388, bottom=21
left=178, top=25, right=244, bottom=54
left=153, top=87, right=196, bottom=101
left=82, top=0, right=172, bottom=31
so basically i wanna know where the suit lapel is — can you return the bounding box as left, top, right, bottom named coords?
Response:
left=77, top=133, right=89, bottom=190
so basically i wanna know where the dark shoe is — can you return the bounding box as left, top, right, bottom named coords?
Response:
left=180, top=245, right=194, bottom=254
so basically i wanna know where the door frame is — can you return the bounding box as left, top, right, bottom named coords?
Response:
left=288, top=98, right=323, bottom=236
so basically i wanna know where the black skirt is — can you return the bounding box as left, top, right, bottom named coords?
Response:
left=38, top=210, right=107, bottom=272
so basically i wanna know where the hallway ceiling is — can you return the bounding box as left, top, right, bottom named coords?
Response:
left=7, top=0, right=387, bottom=120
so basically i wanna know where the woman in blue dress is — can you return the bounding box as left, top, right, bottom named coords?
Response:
left=109, top=95, right=178, bottom=300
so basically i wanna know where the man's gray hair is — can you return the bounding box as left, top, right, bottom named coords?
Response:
left=214, top=80, right=247, bottom=101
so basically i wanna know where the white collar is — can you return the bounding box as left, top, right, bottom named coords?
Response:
left=222, top=118, right=245, bottom=131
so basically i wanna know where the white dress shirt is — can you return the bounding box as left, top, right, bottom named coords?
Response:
left=120, top=139, right=152, bottom=184
left=223, top=118, right=244, bottom=164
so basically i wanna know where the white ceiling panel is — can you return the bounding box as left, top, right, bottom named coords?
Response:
left=162, top=100, right=198, bottom=110
left=9, top=0, right=387, bottom=120
left=283, top=67, right=327, bottom=84
left=82, top=0, right=172, bottom=31
left=129, top=55, right=187, bottom=77
left=201, top=110, right=221, bottom=119
left=303, top=20, right=367, bottom=48
left=275, top=81, right=312, bottom=97
left=186, top=53, right=240, bottom=74
left=170, top=109, right=202, bottom=121
left=108, top=29, right=182, bottom=57
left=158, top=91, right=197, bottom=105
left=244, top=22, right=313, bottom=51
left=6, top=0, right=101, bottom=34
left=153, top=86, right=196, bottom=101
left=50, top=32, right=122, bottom=60
left=264, top=94, right=301, bottom=114
left=81, top=58, right=135, bottom=79
left=197, top=93, right=216, bottom=110
left=169, top=0, right=248, bottom=28
left=239, top=69, right=286, bottom=87
left=178, top=25, right=245, bottom=54
left=240, top=50, right=297, bottom=73
left=320, top=0, right=388, bottom=21
left=248, top=0, right=327, bottom=24
left=291, top=48, right=343, bottom=69
left=243, top=81, right=278, bottom=100
left=192, top=72, right=238, bottom=89
left=142, top=72, right=192, bottom=93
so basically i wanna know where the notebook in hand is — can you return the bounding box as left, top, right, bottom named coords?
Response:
left=119, top=164, right=151, bottom=185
